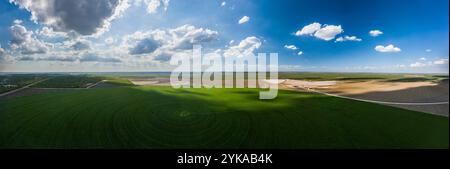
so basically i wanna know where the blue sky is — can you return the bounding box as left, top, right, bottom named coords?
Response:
left=0, top=0, right=448, bottom=73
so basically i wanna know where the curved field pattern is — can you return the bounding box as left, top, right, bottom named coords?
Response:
left=0, top=86, right=448, bottom=148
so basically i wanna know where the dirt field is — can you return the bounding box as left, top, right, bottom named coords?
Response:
left=282, top=79, right=449, bottom=116
left=129, top=78, right=171, bottom=86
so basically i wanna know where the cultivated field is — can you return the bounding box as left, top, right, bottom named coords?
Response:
left=0, top=73, right=448, bottom=148
left=32, top=75, right=103, bottom=88
left=0, top=74, right=45, bottom=93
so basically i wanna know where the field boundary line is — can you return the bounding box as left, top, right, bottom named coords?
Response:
left=0, top=78, right=49, bottom=97
left=86, top=80, right=107, bottom=89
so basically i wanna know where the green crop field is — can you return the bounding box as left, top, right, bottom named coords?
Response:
left=0, top=86, right=447, bottom=149
left=0, top=74, right=45, bottom=93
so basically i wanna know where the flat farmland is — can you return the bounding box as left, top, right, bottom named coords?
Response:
left=0, top=85, right=447, bottom=148
left=0, top=74, right=45, bottom=93
left=32, top=75, right=103, bottom=88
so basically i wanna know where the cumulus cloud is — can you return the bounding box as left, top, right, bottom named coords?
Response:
left=374, top=44, right=401, bottom=53
left=419, top=57, right=427, bottom=61
left=284, top=45, right=298, bottom=50
left=223, top=36, right=261, bottom=57
left=295, top=22, right=321, bottom=36
left=369, top=30, right=383, bottom=37
left=122, top=24, right=219, bottom=62
left=0, top=45, right=8, bottom=62
left=410, top=62, right=427, bottom=68
left=169, top=24, right=219, bottom=50
left=34, top=52, right=121, bottom=63
left=314, top=25, right=343, bottom=41
left=152, top=50, right=174, bottom=61
left=70, top=41, right=91, bottom=51
left=434, top=58, right=449, bottom=65
left=295, top=22, right=343, bottom=41
left=37, top=55, right=78, bottom=62
left=135, top=0, right=170, bottom=13
left=335, top=35, right=362, bottom=42
left=105, top=37, right=115, bottom=45
left=221, top=1, right=226, bottom=6
left=0, top=46, right=5, bottom=55
left=297, top=51, right=303, bottom=56
left=17, top=56, right=35, bottom=61
left=79, top=53, right=121, bottom=63
left=36, top=26, right=69, bottom=38
left=425, top=49, right=432, bottom=52
left=129, top=38, right=161, bottom=55
left=10, top=0, right=130, bottom=36
left=9, top=20, right=50, bottom=55
left=238, top=16, right=250, bottom=24
left=408, top=58, right=448, bottom=68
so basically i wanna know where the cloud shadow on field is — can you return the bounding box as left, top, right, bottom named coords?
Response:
left=0, top=86, right=447, bottom=149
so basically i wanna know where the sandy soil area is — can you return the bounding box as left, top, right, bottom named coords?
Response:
left=129, top=78, right=171, bottom=86
left=282, top=79, right=449, bottom=116
left=281, top=79, right=438, bottom=95
left=319, top=80, right=437, bottom=95
left=281, top=79, right=336, bottom=89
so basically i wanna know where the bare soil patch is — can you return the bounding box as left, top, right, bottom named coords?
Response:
left=282, top=79, right=449, bottom=116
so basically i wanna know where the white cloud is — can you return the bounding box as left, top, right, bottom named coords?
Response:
left=9, top=20, right=50, bottom=55
left=297, top=51, right=303, bottom=56
left=10, top=0, right=131, bottom=36
left=407, top=58, right=448, bottom=68
left=0, top=47, right=13, bottom=63
left=79, top=53, right=121, bottom=63
left=335, top=35, right=362, bottom=42
left=434, top=58, right=449, bottom=65
left=122, top=24, right=219, bottom=61
left=374, top=44, right=401, bottom=53
left=221, top=1, right=226, bottom=6
left=295, top=22, right=343, bottom=41
left=70, top=40, right=91, bottom=51
left=295, top=22, right=321, bottom=36
left=314, top=25, right=343, bottom=41
left=395, top=64, right=406, bottom=68
left=229, top=40, right=234, bottom=45
left=284, top=45, right=298, bottom=50
left=426, top=49, right=432, bottom=52
left=419, top=57, right=427, bottom=61
left=36, top=26, right=69, bottom=39
left=0, top=45, right=6, bottom=61
left=223, top=36, right=261, bottom=57
left=129, top=38, right=161, bottom=55
left=0, top=46, right=4, bottom=55
left=105, top=37, right=115, bottom=44
left=168, top=24, right=219, bottom=49
left=369, top=30, right=383, bottom=37
left=238, top=16, right=250, bottom=24
left=5, top=23, right=218, bottom=64
left=410, top=62, right=427, bottom=68
left=135, top=0, right=170, bottom=14
left=13, top=19, right=22, bottom=25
